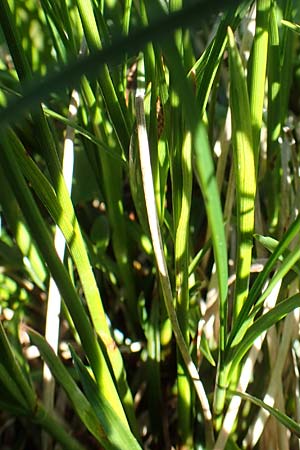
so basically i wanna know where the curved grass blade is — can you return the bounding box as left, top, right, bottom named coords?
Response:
left=192, top=0, right=252, bottom=115
left=227, top=215, right=300, bottom=348
left=255, top=233, right=300, bottom=275
left=229, top=390, right=300, bottom=438
left=5, top=127, right=136, bottom=429
left=7, top=128, right=109, bottom=342
left=229, top=240, right=300, bottom=349
left=71, top=348, right=142, bottom=450
left=29, top=328, right=121, bottom=448
left=42, top=106, right=125, bottom=164
left=0, top=0, right=241, bottom=126
left=0, top=363, right=29, bottom=411
left=34, top=402, right=85, bottom=450
left=0, top=165, right=47, bottom=288
left=0, top=320, right=36, bottom=411
left=281, top=19, right=300, bottom=34
left=0, top=324, right=85, bottom=449
left=135, top=50, right=214, bottom=449
left=0, top=131, right=129, bottom=427
left=226, top=293, right=300, bottom=381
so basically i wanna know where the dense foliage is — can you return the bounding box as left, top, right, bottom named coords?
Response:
left=0, top=1, right=300, bottom=449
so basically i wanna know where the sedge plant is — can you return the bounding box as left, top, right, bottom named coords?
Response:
left=0, top=1, right=300, bottom=449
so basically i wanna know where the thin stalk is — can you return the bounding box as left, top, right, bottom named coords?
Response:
left=34, top=402, right=85, bottom=450
left=42, top=88, right=79, bottom=450
left=135, top=76, right=214, bottom=449
left=139, top=0, right=166, bottom=223
left=213, top=279, right=282, bottom=450
left=243, top=308, right=298, bottom=448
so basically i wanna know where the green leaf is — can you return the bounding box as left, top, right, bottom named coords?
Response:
left=229, top=390, right=300, bottom=438
left=200, top=335, right=216, bottom=367
left=255, top=233, right=300, bottom=276
left=71, top=348, right=142, bottom=450
left=281, top=19, right=300, bottom=34
left=228, top=215, right=300, bottom=348
left=0, top=130, right=128, bottom=426
left=28, top=328, right=112, bottom=447
left=0, top=0, right=242, bottom=126
left=247, top=0, right=271, bottom=160
left=0, top=363, right=28, bottom=411
left=90, top=215, right=110, bottom=253
left=0, top=320, right=36, bottom=411
left=192, top=0, right=252, bottom=115
left=227, top=25, right=256, bottom=319
left=226, top=293, right=300, bottom=380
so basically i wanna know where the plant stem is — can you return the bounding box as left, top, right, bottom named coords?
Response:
left=135, top=75, right=214, bottom=450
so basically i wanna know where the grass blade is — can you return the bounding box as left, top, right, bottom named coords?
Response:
left=265, top=2, right=281, bottom=231
left=248, top=0, right=271, bottom=166
left=226, top=293, right=300, bottom=380
left=281, top=19, right=300, bottom=34
left=0, top=130, right=129, bottom=427
left=192, top=0, right=252, bottom=115
left=29, top=328, right=122, bottom=448
left=229, top=390, right=300, bottom=438
left=0, top=0, right=241, bottom=126
left=228, top=215, right=300, bottom=348
left=6, top=126, right=137, bottom=430
left=227, top=26, right=256, bottom=320
left=135, top=52, right=214, bottom=449
left=0, top=320, right=36, bottom=411
left=71, top=348, right=142, bottom=450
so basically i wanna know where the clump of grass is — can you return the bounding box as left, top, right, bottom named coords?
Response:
left=0, top=1, right=300, bottom=449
